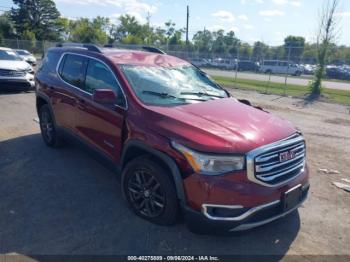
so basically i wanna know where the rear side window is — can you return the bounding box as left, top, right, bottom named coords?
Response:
left=59, top=54, right=87, bottom=88
left=38, top=51, right=61, bottom=75
left=85, top=59, right=126, bottom=107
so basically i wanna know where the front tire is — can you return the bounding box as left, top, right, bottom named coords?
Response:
left=39, top=104, right=63, bottom=148
left=122, top=156, right=179, bottom=226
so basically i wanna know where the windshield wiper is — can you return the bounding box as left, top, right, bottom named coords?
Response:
left=142, top=90, right=210, bottom=102
left=180, top=91, right=226, bottom=98
left=142, top=90, right=180, bottom=99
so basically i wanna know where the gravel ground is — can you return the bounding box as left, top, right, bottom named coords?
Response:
left=0, top=90, right=349, bottom=259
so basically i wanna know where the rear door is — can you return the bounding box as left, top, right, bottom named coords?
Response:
left=74, top=57, right=127, bottom=161
left=55, top=54, right=88, bottom=131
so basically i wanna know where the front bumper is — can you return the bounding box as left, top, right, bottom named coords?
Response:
left=0, top=77, right=35, bottom=91
left=183, top=182, right=309, bottom=234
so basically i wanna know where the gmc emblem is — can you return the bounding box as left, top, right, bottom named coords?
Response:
left=279, top=150, right=296, bottom=163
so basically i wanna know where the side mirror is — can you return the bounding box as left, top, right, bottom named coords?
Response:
left=92, top=89, right=117, bottom=104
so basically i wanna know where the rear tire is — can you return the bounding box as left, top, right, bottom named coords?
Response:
left=122, top=156, right=178, bottom=226
left=39, top=104, right=63, bottom=148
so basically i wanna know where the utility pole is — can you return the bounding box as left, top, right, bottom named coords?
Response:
left=186, top=5, right=189, bottom=46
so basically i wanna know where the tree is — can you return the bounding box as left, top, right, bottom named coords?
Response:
left=311, top=0, right=340, bottom=95
left=224, top=31, right=240, bottom=56
left=239, top=43, right=253, bottom=60
left=0, top=12, right=15, bottom=40
left=284, top=36, right=305, bottom=61
left=193, top=29, right=213, bottom=53
left=11, top=0, right=62, bottom=41
left=252, top=41, right=269, bottom=61
left=69, top=18, right=109, bottom=44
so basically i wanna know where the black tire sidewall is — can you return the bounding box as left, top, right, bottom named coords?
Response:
left=39, top=105, right=60, bottom=147
left=122, top=156, right=178, bottom=226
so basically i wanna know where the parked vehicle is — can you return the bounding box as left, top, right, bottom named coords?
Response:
left=15, top=49, right=37, bottom=66
left=326, top=65, right=350, bottom=81
left=300, top=64, right=316, bottom=75
left=260, top=60, right=302, bottom=76
left=35, top=44, right=309, bottom=234
left=189, top=58, right=209, bottom=67
left=0, top=47, right=35, bottom=91
left=210, top=58, right=236, bottom=70
left=236, top=60, right=260, bottom=72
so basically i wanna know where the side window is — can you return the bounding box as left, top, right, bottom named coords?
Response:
left=264, top=61, right=275, bottom=66
left=59, top=54, right=87, bottom=88
left=85, top=59, right=126, bottom=107
left=38, top=51, right=61, bottom=76
left=279, top=61, right=288, bottom=67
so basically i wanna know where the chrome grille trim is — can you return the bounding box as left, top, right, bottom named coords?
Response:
left=247, top=133, right=306, bottom=187
left=0, top=69, right=26, bottom=77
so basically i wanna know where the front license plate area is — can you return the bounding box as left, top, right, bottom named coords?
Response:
left=282, top=185, right=302, bottom=212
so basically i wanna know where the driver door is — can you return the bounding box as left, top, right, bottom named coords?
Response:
left=75, top=58, right=127, bottom=161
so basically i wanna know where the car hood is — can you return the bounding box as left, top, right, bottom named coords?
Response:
left=0, top=60, right=31, bottom=71
left=146, top=98, right=297, bottom=153
left=20, top=55, right=36, bottom=61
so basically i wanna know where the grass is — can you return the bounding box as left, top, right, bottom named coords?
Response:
left=213, top=76, right=350, bottom=106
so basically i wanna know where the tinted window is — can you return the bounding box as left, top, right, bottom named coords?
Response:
left=39, top=51, right=61, bottom=75
left=85, top=59, right=125, bottom=107
left=60, top=54, right=87, bottom=88
left=279, top=61, right=288, bottom=66
left=264, top=61, right=276, bottom=66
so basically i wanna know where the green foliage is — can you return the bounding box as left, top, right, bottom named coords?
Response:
left=252, top=41, right=268, bottom=61
left=2, top=8, right=349, bottom=67
left=11, top=0, right=62, bottom=41
left=68, top=17, right=109, bottom=44
left=0, top=12, right=15, bottom=40
left=284, top=35, right=305, bottom=60
left=22, top=29, right=36, bottom=49
left=192, top=29, right=239, bottom=54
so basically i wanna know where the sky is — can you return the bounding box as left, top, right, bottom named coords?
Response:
left=1, top=0, right=350, bottom=46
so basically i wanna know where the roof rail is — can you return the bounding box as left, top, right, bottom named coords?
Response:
left=56, top=43, right=102, bottom=53
left=141, top=46, right=166, bottom=54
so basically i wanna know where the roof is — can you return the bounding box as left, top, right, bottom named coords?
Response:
left=50, top=46, right=189, bottom=67
left=104, top=49, right=189, bottom=67
left=0, top=47, right=13, bottom=51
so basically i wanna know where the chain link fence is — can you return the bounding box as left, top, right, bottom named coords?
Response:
left=1, top=39, right=350, bottom=100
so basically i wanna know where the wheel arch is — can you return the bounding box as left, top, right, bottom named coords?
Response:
left=121, top=140, right=186, bottom=203
left=36, top=93, right=57, bottom=125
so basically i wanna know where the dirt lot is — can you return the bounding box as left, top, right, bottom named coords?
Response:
left=0, top=90, right=349, bottom=258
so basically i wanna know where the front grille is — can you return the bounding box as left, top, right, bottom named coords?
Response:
left=0, top=69, right=26, bottom=77
left=247, top=133, right=306, bottom=186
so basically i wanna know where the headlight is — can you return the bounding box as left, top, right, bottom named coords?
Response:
left=171, top=141, right=245, bottom=175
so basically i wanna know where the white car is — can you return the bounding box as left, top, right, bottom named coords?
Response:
left=15, top=49, right=37, bottom=66
left=0, top=47, right=35, bottom=91
left=260, top=60, right=302, bottom=76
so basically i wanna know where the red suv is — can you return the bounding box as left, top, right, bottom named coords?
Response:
left=35, top=44, right=309, bottom=233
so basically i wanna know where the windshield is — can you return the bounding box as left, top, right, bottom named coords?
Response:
left=0, top=50, right=22, bottom=61
left=16, top=50, right=30, bottom=55
left=121, top=65, right=228, bottom=106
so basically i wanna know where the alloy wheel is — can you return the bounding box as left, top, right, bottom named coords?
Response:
left=127, top=169, right=166, bottom=218
left=40, top=110, right=54, bottom=143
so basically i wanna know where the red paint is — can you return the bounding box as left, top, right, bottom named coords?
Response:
left=36, top=47, right=309, bottom=226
